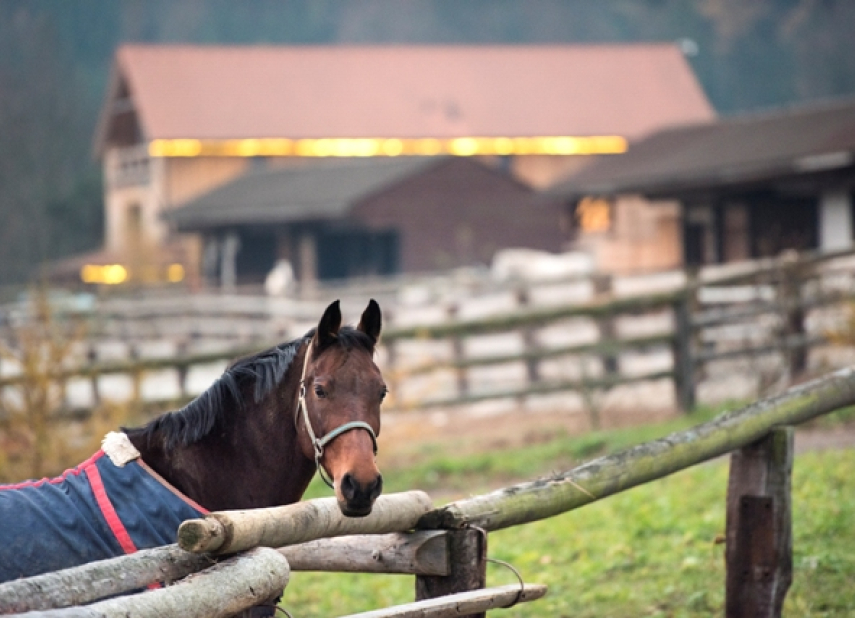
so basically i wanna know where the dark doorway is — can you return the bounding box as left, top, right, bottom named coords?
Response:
left=749, top=196, right=818, bottom=258
left=236, top=229, right=277, bottom=284
left=316, top=229, right=399, bottom=281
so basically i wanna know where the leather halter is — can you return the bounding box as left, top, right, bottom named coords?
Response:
left=296, top=339, right=378, bottom=489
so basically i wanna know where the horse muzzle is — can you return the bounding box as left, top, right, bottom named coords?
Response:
left=337, top=472, right=383, bottom=517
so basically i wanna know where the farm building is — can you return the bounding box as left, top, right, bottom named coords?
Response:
left=164, top=157, right=565, bottom=287
left=550, top=97, right=855, bottom=267
left=89, top=43, right=714, bottom=286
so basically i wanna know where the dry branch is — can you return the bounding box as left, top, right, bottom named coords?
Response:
left=179, top=490, right=433, bottom=554
left=419, top=366, right=855, bottom=531
left=337, top=583, right=547, bottom=618
left=3, top=547, right=289, bottom=618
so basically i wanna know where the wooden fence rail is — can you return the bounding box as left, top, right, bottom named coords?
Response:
left=2, top=366, right=854, bottom=616
left=2, top=249, right=855, bottom=417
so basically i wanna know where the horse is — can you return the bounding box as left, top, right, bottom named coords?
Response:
left=0, top=299, right=386, bottom=583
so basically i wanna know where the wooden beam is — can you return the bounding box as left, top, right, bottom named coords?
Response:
left=280, top=531, right=449, bottom=575
left=0, top=532, right=450, bottom=613
left=725, top=427, right=793, bottom=618
left=179, top=491, right=433, bottom=554
left=419, top=366, right=855, bottom=531
left=338, top=583, right=547, bottom=618
left=14, top=548, right=289, bottom=618
left=416, top=529, right=487, bottom=618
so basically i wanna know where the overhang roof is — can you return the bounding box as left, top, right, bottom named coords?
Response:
left=95, top=43, right=713, bottom=154
left=549, top=97, right=855, bottom=199
left=164, top=157, right=443, bottom=230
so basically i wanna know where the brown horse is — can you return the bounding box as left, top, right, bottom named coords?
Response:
left=126, top=298, right=385, bottom=515
left=0, top=299, right=385, bottom=583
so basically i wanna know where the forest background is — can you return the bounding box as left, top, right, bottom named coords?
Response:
left=1, top=0, right=855, bottom=287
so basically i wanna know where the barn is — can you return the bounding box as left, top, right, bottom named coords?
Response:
left=164, top=157, right=564, bottom=286
left=89, top=43, right=714, bottom=286
left=549, top=97, right=855, bottom=266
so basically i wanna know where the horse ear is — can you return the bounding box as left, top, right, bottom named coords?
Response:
left=357, top=299, right=382, bottom=345
left=317, top=300, right=342, bottom=349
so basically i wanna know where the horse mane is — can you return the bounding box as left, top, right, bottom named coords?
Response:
left=132, top=326, right=375, bottom=450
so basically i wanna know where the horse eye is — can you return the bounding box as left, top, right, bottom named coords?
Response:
left=314, top=384, right=327, bottom=398
left=380, top=387, right=388, bottom=402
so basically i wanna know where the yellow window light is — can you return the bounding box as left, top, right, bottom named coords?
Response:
left=167, top=263, right=185, bottom=283
left=80, top=264, right=129, bottom=285
left=149, top=135, right=627, bottom=158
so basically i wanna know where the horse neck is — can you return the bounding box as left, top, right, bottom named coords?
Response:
left=126, top=353, right=318, bottom=511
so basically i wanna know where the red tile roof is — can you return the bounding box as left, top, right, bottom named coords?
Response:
left=96, top=44, right=714, bottom=152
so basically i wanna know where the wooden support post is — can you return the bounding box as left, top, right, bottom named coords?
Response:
left=725, top=427, right=793, bottom=618
left=447, top=304, right=468, bottom=398
left=86, top=345, right=101, bottom=407
left=175, top=340, right=189, bottom=399
left=515, top=287, right=540, bottom=388
left=671, top=290, right=696, bottom=412
left=592, top=274, right=618, bottom=377
left=779, top=259, right=807, bottom=378
left=416, top=528, right=487, bottom=618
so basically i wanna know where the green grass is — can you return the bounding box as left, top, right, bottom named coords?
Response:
left=289, top=408, right=855, bottom=617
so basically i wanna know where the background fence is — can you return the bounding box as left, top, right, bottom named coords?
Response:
left=2, top=249, right=855, bottom=421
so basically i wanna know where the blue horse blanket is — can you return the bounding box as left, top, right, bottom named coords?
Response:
left=0, top=435, right=207, bottom=582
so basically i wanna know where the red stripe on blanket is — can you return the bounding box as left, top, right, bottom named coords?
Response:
left=84, top=454, right=138, bottom=555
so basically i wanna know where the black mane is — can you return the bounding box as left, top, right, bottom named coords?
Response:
left=132, top=326, right=375, bottom=449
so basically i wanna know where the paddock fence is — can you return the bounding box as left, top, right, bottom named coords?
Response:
left=2, top=248, right=855, bottom=422
left=1, top=366, right=853, bottom=617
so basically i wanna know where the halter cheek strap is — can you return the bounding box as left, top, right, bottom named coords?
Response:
left=297, top=340, right=378, bottom=489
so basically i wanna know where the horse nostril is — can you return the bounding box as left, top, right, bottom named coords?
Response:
left=340, top=473, right=358, bottom=502
left=369, top=474, right=383, bottom=500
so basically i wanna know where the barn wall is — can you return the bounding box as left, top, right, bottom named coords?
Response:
left=353, top=158, right=566, bottom=273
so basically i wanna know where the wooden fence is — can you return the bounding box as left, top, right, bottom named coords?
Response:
left=1, top=366, right=853, bottom=617
left=3, top=249, right=854, bottom=421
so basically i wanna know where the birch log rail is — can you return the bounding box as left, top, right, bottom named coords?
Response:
left=418, top=366, right=855, bottom=531
left=178, top=490, right=433, bottom=554
left=337, top=584, right=548, bottom=618
left=1, top=548, right=290, bottom=618
left=0, top=532, right=449, bottom=614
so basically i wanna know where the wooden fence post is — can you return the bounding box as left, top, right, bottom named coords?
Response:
left=447, top=303, right=468, bottom=398
left=671, top=289, right=696, bottom=412
left=86, top=344, right=101, bottom=408
left=725, top=426, right=793, bottom=618
left=592, top=274, right=618, bottom=377
left=779, top=258, right=807, bottom=378
left=515, top=287, right=540, bottom=389
left=415, top=528, right=487, bottom=618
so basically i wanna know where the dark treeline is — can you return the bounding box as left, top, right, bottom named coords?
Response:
left=1, top=0, right=854, bottom=286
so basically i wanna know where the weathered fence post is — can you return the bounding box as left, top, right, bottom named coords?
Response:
left=671, top=288, right=696, bottom=412
left=447, top=303, right=468, bottom=398
left=86, top=344, right=101, bottom=407
left=415, top=528, right=487, bottom=618
left=515, top=287, right=540, bottom=389
left=725, top=426, right=793, bottom=618
left=592, top=274, right=618, bottom=377
left=778, top=256, right=807, bottom=378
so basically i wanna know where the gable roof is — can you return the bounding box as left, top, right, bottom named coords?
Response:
left=164, top=157, right=445, bottom=230
left=549, top=97, right=855, bottom=199
left=96, top=43, right=713, bottom=154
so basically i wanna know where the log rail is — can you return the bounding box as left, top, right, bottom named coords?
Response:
left=2, top=366, right=855, bottom=617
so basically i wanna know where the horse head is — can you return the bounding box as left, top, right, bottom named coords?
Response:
left=296, top=299, right=385, bottom=517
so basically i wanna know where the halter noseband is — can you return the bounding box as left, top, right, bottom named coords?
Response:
left=296, top=339, right=378, bottom=489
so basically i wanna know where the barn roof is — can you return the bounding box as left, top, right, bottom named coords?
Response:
left=163, top=157, right=444, bottom=230
left=95, top=43, right=713, bottom=154
left=548, top=97, right=855, bottom=199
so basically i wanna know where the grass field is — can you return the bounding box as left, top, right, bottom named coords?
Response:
left=287, top=409, right=855, bottom=617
